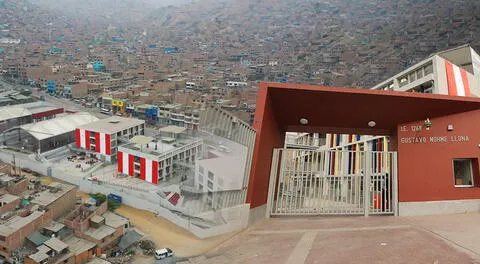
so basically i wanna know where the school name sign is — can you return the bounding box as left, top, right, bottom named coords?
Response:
left=399, top=125, right=469, bottom=144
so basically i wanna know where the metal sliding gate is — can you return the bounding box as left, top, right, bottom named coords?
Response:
left=266, top=149, right=398, bottom=217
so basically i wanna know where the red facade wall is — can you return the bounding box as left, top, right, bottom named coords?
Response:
left=247, top=84, right=285, bottom=208
left=397, top=109, right=480, bottom=202
left=31, top=108, right=64, bottom=120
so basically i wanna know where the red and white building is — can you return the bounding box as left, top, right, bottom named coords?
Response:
left=75, top=116, right=145, bottom=162
left=117, top=126, right=202, bottom=184
left=372, top=44, right=480, bottom=96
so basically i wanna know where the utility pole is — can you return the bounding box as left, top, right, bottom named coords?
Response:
left=11, top=154, right=15, bottom=175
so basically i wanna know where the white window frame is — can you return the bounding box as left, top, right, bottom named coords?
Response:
left=453, top=158, right=474, bottom=188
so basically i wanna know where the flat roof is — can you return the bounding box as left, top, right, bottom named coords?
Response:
left=90, top=215, right=104, bottom=224
left=0, top=193, right=19, bottom=204
left=44, top=237, right=68, bottom=252
left=120, top=137, right=202, bottom=160
left=130, top=135, right=153, bottom=145
left=77, top=116, right=145, bottom=134
left=103, top=211, right=129, bottom=229
left=83, top=225, right=115, bottom=240
left=43, top=221, right=65, bottom=233
left=0, top=106, right=31, bottom=122
left=159, top=125, right=187, bottom=134
left=64, top=236, right=96, bottom=255
left=28, top=251, right=49, bottom=262
left=21, top=112, right=99, bottom=141
left=30, top=182, right=75, bottom=207
left=0, top=210, right=45, bottom=236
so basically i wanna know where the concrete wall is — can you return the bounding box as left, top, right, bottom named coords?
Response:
left=79, top=179, right=250, bottom=238
left=399, top=199, right=480, bottom=216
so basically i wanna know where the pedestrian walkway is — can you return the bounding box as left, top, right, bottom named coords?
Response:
left=203, top=213, right=480, bottom=264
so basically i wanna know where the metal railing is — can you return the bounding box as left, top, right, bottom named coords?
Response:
left=267, top=149, right=397, bottom=217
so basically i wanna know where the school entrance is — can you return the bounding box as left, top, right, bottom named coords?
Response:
left=266, top=148, right=397, bottom=217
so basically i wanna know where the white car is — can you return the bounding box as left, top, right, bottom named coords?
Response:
left=154, top=248, right=173, bottom=259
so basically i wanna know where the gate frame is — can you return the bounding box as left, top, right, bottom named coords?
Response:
left=266, top=148, right=399, bottom=218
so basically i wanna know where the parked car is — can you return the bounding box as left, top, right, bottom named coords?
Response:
left=22, top=168, right=33, bottom=173
left=154, top=248, right=173, bottom=260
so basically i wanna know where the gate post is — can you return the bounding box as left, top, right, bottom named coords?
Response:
left=266, top=149, right=280, bottom=218
left=364, top=146, right=372, bottom=217
left=392, top=152, right=399, bottom=216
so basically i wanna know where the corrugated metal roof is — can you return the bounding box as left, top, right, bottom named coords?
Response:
left=0, top=107, right=31, bottom=121
left=21, top=112, right=99, bottom=140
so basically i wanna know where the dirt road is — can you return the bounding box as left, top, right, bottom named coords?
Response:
left=116, top=205, right=237, bottom=258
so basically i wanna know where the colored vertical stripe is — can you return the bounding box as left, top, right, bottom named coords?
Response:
left=453, top=65, right=465, bottom=96
left=105, top=134, right=111, bottom=155
left=79, top=129, right=86, bottom=148
left=152, top=161, right=159, bottom=184
left=118, top=151, right=123, bottom=173
left=75, top=129, right=81, bottom=147
left=140, top=157, right=146, bottom=180
left=445, top=60, right=457, bottom=96
left=145, top=158, right=152, bottom=183
left=85, top=130, right=90, bottom=150
left=460, top=70, right=471, bottom=96
left=95, top=132, right=101, bottom=153
left=128, top=154, right=134, bottom=176
left=122, top=151, right=129, bottom=174
left=100, top=133, right=106, bottom=154
left=335, top=134, right=340, bottom=146
left=445, top=60, right=471, bottom=97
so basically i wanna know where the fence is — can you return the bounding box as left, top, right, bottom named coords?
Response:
left=267, top=148, right=398, bottom=217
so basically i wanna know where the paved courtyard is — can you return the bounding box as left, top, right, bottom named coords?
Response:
left=201, top=214, right=480, bottom=264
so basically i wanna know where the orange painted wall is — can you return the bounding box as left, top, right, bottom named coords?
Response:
left=397, top=109, right=480, bottom=202
left=246, top=83, right=285, bottom=208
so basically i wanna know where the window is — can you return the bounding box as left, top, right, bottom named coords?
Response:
left=207, top=180, right=214, bottom=190
left=199, top=166, right=204, bottom=174
left=208, top=171, right=214, bottom=181
left=453, top=159, right=474, bottom=187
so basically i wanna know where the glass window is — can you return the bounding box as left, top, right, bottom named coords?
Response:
left=208, top=171, right=214, bottom=181
left=424, top=63, right=433, bottom=75
left=199, top=166, right=204, bottom=174
left=454, top=159, right=474, bottom=187
left=207, top=180, right=214, bottom=190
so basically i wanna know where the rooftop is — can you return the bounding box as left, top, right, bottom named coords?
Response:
left=0, top=193, right=19, bottom=204
left=103, top=211, right=129, bottom=229
left=0, top=210, right=45, bottom=236
left=43, top=221, right=65, bottom=233
left=64, top=236, right=96, bottom=255
left=0, top=106, right=31, bottom=122
left=77, top=116, right=145, bottom=134
left=44, top=237, right=69, bottom=252
left=21, top=112, right=99, bottom=141
left=159, top=125, right=187, bottom=134
left=90, top=214, right=104, bottom=224
left=30, top=182, right=75, bottom=207
left=83, top=224, right=116, bottom=240
left=120, top=136, right=202, bottom=160
left=28, top=250, right=49, bottom=263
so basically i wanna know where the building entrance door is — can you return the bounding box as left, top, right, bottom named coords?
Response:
left=266, top=148, right=398, bottom=217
